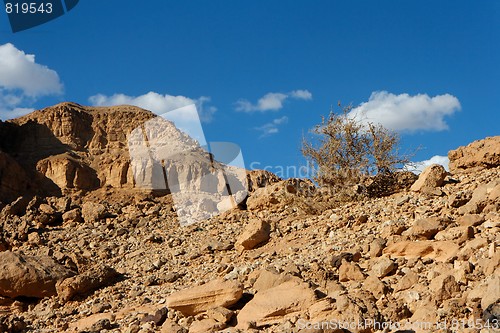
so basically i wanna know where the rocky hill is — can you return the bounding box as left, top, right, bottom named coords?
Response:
left=0, top=104, right=498, bottom=333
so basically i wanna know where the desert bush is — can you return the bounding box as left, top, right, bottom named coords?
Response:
left=302, top=105, right=410, bottom=195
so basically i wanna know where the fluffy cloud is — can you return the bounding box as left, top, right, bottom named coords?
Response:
left=0, top=43, right=63, bottom=120
left=348, top=91, right=461, bottom=132
left=236, top=89, right=312, bottom=112
left=0, top=43, right=63, bottom=96
left=405, top=155, right=449, bottom=174
left=290, top=89, right=313, bottom=100
left=255, top=116, right=289, bottom=137
left=89, top=91, right=216, bottom=123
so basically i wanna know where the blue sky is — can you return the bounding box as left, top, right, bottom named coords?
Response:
left=1, top=1, right=499, bottom=177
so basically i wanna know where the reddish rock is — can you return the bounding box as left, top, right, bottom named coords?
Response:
left=448, top=136, right=500, bottom=172
left=236, top=219, right=271, bottom=251
left=166, top=279, right=243, bottom=316
left=237, top=280, right=316, bottom=328
left=0, top=251, right=73, bottom=298
left=410, top=164, right=447, bottom=195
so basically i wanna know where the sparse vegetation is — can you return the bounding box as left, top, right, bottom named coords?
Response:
left=302, top=104, right=410, bottom=194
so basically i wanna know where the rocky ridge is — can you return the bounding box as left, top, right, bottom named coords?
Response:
left=0, top=104, right=498, bottom=333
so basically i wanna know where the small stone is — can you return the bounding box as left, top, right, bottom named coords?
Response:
left=207, top=307, right=234, bottom=323
left=371, top=257, right=396, bottom=278
left=363, top=275, right=386, bottom=298
left=369, top=238, right=386, bottom=258
left=338, top=260, right=365, bottom=282
left=457, top=214, right=485, bottom=227
left=429, top=274, right=460, bottom=302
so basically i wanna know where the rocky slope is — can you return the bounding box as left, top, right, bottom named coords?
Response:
left=0, top=105, right=498, bottom=333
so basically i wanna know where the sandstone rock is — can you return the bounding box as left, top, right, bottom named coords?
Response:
left=464, top=180, right=500, bottom=211
left=489, top=183, right=500, bottom=202
left=448, top=136, right=500, bottom=172
left=2, top=106, right=500, bottom=333
left=434, top=226, right=474, bottom=244
left=453, top=260, right=473, bottom=283
left=236, top=219, right=270, bottom=251
left=0, top=251, right=73, bottom=298
left=166, top=279, right=243, bottom=316
left=36, top=154, right=100, bottom=191
left=237, top=280, right=316, bottom=328
left=403, top=217, right=444, bottom=240
left=62, top=208, right=83, bottom=223
left=81, top=202, right=108, bottom=223
left=483, top=251, right=500, bottom=276
left=338, top=260, right=365, bottom=282
left=161, top=319, right=187, bottom=333
left=482, top=276, right=500, bottom=311
left=410, top=164, right=447, bottom=195
left=384, top=240, right=459, bottom=262
left=188, top=318, right=226, bottom=333
left=457, top=214, right=485, bottom=226
left=363, top=275, right=387, bottom=298
left=69, top=313, right=115, bottom=332
left=380, top=219, right=407, bottom=238
left=56, top=265, right=119, bottom=302
left=206, top=307, right=234, bottom=323
left=369, top=238, right=386, bottom=258
left=371, top=257, right=396, bottom=278
left=141, top=307, right=168, bottom=326
left=409, top=304, right=438, bottom=327
left=429, top=274, right=460, bottom=302
left=458, top=237, right=489, bottom=260
left=393, top=270, right=419, bottom=292
left=251, top=270, right=297, bottom=293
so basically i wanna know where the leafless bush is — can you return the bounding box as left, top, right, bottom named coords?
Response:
left=302, top=105, right=411, bottom=196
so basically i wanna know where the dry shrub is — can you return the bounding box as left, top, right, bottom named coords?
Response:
left=302, top=105, right=412, bottom=197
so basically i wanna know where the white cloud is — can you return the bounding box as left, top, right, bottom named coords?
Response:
left=0, top=43, right=63, bottom=96
left=236, top=89, right=312, bottom=113
left=89, top=91, right=216, bottom=123
left=290, top=89, right=313, bottom=100
left=236, top=92, right=287, bottom=112
left=348, top=91, right=461, bottom=132
left=405, top=155, right=449, bottom=174
left=255, top=116, right=289, bottom=137
left=0, top=43, right=63, bottom=120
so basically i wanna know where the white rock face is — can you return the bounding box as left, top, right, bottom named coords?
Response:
left=128, top=111, right=248, bottom=225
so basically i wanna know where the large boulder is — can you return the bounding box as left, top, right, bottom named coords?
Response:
left=166, top=279, right=243, bottom=316
left=0, top=251, right=74, bottom=298
left=448, top=136, right=500, bottom=172
left=237, top=280, right=316, bottom=328
left=410, top=164, right=447, bottom=195
left=56, top=265, right=119, bottom=302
